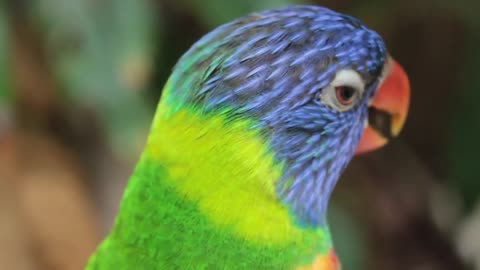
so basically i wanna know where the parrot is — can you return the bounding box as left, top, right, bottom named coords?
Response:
left=86, top=5, right=410, bottom=270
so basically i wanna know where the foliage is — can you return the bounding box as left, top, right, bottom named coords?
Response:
left=0, top=6, right=9, bottom=104
left=2, top=0, right=479, bottom=269
left=31, top=0, right=157, bottom=156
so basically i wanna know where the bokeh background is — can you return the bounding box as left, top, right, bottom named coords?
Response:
left=1, top=0, right=479, bottom=269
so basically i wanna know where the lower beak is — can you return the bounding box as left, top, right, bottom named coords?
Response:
left=355, top=57, right=410, bottom=155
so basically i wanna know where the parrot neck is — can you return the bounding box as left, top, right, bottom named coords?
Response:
left=144, top=105, right=334, bottom=240
left=87, top=106, right=338, bottom=269
left=271, top=128, right=357, bottom=226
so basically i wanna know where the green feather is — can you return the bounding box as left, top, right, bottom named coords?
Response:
left=86, top=88, right=333, bottom=269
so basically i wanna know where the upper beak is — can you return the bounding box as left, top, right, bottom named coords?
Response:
left=355, top=57, right=410, bottom=155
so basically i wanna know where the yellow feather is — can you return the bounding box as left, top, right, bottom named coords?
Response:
left=145, top=99, right=322, bottom=245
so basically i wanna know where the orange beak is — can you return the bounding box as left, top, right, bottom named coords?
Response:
left=355, top=57, right=410, bottom=155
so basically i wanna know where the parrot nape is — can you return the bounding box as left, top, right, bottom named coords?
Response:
left=86, top=5, right=410, bottom=270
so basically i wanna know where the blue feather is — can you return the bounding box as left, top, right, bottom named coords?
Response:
left=168, top=5, right=387, bottom=226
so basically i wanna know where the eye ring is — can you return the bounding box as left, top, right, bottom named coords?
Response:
left=317, top=69, right=365, bottom=112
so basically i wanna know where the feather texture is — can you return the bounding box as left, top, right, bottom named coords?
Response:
left=87, top=101, right=333, bottom=269
left=87, top=5, right=389, bottom=270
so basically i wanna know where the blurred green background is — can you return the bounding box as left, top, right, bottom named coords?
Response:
left=1, top=0, right=479, bottom=269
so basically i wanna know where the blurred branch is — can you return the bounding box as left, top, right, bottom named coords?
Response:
left=14, top=132, right=100, bottom=270
left=0, top=196, right=36, bottom=270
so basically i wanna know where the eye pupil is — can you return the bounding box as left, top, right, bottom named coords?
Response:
left=335, top=86, right=356, bottom=105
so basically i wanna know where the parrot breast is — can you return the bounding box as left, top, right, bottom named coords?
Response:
left=86, top=101, right=336, bottom=269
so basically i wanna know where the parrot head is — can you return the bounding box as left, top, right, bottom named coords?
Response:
left=165, top=5, right=409, bottom=268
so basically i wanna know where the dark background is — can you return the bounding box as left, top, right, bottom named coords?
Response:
left=1, top=0, right=479, bottom=269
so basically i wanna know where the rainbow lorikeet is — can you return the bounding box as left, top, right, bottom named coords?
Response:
left=86, top=5, right=410, bottom=270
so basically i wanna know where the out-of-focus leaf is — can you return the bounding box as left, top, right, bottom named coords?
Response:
left=182, top=0, right=305, bottom=27
left=0, top=6, right=10, bottom=103
left=449, top=32, right=480, bottom=211
left=442, top=0, right=480, bottom=212
left=31, top=0, right=159, bottom=157
left=0, top=6, right=12, bottom=136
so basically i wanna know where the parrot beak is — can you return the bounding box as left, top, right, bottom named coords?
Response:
left=355, top=57, right=410, bottom=155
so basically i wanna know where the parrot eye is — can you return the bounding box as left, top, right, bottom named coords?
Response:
left=335, top=86, right=357, bottom=105
left=317, top=69, right=365, bottom=112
